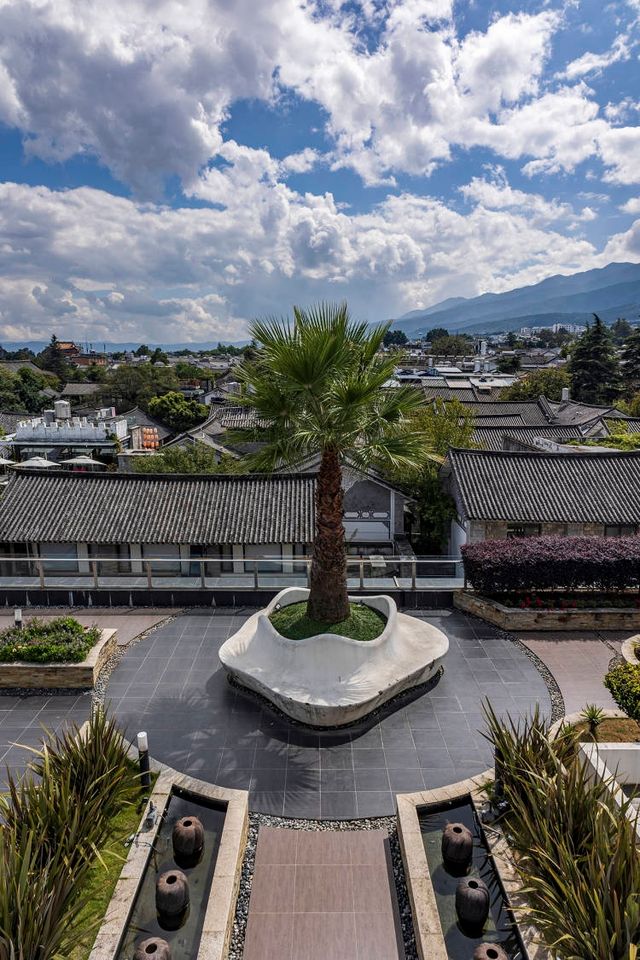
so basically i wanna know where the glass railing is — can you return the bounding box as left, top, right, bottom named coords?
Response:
left=0, top=554, right=465, bottom=590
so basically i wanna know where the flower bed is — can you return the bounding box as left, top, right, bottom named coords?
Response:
left=0, top=616, right=100, bottom=663
left=494, top=592, right=640, bottom=610
left=0, top=621, right=117, bottom=689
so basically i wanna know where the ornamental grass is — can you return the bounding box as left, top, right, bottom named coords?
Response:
left=0, top=708, right=135, bottom=960
left=483, top=703, right=640, bottom=959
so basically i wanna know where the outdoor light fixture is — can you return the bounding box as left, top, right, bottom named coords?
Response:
left=137, top=730, right=151, bottom=790
left=14, top=608, right=22, bottom=630
left=274, top=603, right=281, bottom=611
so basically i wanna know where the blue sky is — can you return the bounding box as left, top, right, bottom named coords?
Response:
left=0, top=0, right=638, bottom=343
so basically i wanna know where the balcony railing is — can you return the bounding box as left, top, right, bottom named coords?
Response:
left=0, top=555, right=464, bottom=591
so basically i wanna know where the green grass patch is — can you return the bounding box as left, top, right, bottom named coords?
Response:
left=69, top=763, right=158, bottom=960
left=269, top=601, right=386, bottom=641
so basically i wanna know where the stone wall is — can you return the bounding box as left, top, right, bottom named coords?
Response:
left=0, top=627, right=117, bottom=688
left=466, top=520, right=608, bottom=542
left=455, top=591, right=640, bottom=631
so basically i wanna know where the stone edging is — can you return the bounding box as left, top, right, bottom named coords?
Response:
left=88, top=746, right=248, bottom=960
left=396, top=773, right=551, bottom=960
left=455, top=590, right=640, bottom=632
left=0, top=627, right=117, bottom=689
left=622, top=636, right=640, bottom=665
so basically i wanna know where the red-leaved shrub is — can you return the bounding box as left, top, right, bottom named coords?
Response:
left=461, top=535, right=640, bottom=595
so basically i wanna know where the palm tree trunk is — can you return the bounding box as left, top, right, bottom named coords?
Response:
left=307, top=446, right=349, bottom=623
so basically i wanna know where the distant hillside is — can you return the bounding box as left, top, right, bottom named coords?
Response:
left=393, top=262, right=640, bottom=336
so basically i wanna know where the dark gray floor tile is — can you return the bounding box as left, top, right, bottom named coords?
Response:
left=320, top=792, right=358, bottom=819
left=356, top=791, right=394, bottom=817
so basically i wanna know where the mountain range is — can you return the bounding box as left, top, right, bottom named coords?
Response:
left=392, top=262, right=640, bottom=337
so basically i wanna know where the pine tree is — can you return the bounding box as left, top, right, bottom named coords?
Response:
left=567, top=314, right=621, bottom=404
left=621, top=326, right=640, bottom=394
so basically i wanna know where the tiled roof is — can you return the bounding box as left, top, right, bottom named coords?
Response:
left=447, top=448, right=640, bottom=523
left=471, top=414, right=527, bottom=427
left=423, top=386, right=477, bottom=401
left=0, top=411, right=24, bottom=434
left=472, top=425, right=587, bottom=451
left=0, top=472, right=316, bottom=544
left=60, top=383, right=102, bottom=397
left=545, top=399, right=626, bottom=426
left=215, top=406, right=268, bottom=430
left=454, top=400, right=552, bottom=426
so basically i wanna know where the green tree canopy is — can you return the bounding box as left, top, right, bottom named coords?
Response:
left=567, top=314, right=621, bottom=404
left=430, top=333, right=473, bottom=355
left=231, top=302, right=432, bottom=621
left=611, top=317, right=633, bottom=343
left=383, top=398, right=475, bottom=552
left=425, top=327, right=448, bottom=343
left=496, top=354, right=521, bottom=374
left=500, top=367, right=571, bottom=402
left=147, top=392, right=209, bottom=432
left=101, top=364, right=179, bottom=410
left=621, top=326, right=640, bottom=395
left=132, top=441, right=233, bottom=474
left=36, top=335, right=71, bottom=380
left=383, top=329, right=408, bottom=347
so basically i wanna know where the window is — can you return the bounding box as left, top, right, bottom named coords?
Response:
left=604, top=524, right=637, bottom=537
left=506, top=523, right=541, bottom=539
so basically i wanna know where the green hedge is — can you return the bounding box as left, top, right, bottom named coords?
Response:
left=604, top=662, right=640, bottom=720
left=0, top=616, right=100, bottom=664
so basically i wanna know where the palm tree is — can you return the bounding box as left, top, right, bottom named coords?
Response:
left=230, top=302, right=431, bottom=623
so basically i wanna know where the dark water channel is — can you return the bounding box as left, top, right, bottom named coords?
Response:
left=115, top=788, right=226, bottom=960
left=419, top=798, right=524, bottom=960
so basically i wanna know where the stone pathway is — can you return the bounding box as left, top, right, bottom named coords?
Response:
left=515, top=631, right=620, bottom=714
left=243, top=827, right=404, bottom=960
left=108, top=610, right=551, bottom=818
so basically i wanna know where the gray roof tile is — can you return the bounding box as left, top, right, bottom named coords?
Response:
left=447, top=448, right=640, bottom=523
left=0, top=472, right=315, bottom=544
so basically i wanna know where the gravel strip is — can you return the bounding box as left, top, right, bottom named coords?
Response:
left=228, top=812, right=418, bottom=960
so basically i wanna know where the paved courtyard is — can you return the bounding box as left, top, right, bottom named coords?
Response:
left=106, top=609, right=552, bottom=819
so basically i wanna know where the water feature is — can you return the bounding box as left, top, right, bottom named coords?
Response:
left=419, top=798, right=524, bottom=960
left=115, top=787, right=226, bottom=960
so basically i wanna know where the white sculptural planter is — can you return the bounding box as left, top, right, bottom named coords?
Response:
left=218, top=587, right=449, bottom=726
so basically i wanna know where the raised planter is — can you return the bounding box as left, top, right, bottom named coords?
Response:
left=88, top=755, right=248, bottom=960
left=0, top=627, right=117, bottom=689
left=218, top=587, right=449, bottom=726
left=396, top=774, right=550, bottom=960
left=455, top=591, right=640, bottom=632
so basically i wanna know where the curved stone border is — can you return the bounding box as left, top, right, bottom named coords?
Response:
left=219, top=587, right=449, bottom=726
left=88, top=743, right=248, bottom=960
left=396, top=773, right=552, bottom=960
left=622, top=636, right=640, bottom=665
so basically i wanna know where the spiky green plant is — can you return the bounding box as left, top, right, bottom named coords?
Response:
left=0, top=708, right=134, bottom=959
left=580, top=703, right=606, bottom=740
left=483, top=703, right=640, bottom=959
